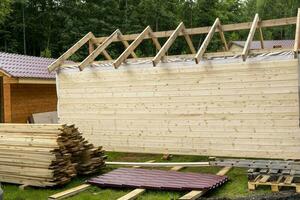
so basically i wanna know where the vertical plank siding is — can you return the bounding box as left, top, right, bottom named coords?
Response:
left=57, top=59, right=300, bottom=159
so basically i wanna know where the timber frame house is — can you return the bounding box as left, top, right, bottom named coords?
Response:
left=48, top=9, right=300, bottom=72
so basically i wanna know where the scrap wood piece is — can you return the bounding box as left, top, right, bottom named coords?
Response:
left=48, top=184, right=91, bottom=200
left=117, top=188, right=146, bottom=200
left=117, top=163, right=184, bottom=200
left=179, top=166, right=232, bottom=200
left=242, top=13, right=260, bottom=61
left=48, top=32, right=93, bottom=72
left=195, top=18, right=221, bottom=64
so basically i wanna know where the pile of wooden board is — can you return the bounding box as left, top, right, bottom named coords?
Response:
left=0, top=124, right=105, bottom=187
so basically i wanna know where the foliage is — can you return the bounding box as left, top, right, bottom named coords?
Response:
left=0, top=0, right=11, bottom=24
left=0, top=0, right=298, bottom=59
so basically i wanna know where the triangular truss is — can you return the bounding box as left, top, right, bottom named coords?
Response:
left=48, top=11, right=300, bottom=72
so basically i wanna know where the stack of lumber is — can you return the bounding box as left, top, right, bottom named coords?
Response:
left=57, top=124, right=105, bottom=175
left=0, top=124, right=105, bottom=187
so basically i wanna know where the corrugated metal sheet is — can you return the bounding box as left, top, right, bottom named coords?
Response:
left=88, top=168, right=228, bottom=191
left=0, top=51, right=56, bottom=79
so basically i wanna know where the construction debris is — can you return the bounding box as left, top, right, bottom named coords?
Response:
left=0, top=124, right=105, bottom=187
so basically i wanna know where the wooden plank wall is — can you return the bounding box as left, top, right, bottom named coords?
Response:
left=57, top=59, right=300, bottom=159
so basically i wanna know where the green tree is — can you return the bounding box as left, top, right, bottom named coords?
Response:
left=0, top=0, right=12, bottom=24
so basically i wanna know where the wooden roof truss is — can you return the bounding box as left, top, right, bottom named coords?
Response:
left=48, top=11, right=300, bottom=72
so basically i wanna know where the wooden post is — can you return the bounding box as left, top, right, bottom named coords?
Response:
left=3, top=77, right=11, bottom=123
left=294, top=8, right=300, bottom=58
left=242, top=14, right=260, bottom=61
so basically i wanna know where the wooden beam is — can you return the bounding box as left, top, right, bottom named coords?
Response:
left=218, top=21, right=229, bottom=51
left=259, top=27, right=264, bottom=49
left=106, top=161, right=210, bottom=167
left=93, top=17, right=296, bottom=44
left=242, top=14, right=260, bottom=61
left=89, top=36, right=112, bottom=60
left=102, top=50, right=112, bottom=60
left=114, top=26, right=152, bottom=68
left=118, top=34, right=138, bottom=59
left=149, top=30, right=162, bottom=51
left=294, top=8, right=300, bottom=58
left=179, top=167, right=232, bottom=200
left=152, top=22, right=185, bottom=66
left=48, top=32, right=93, bottom=72
left=195, top=18, right=220, bottom=64
left=17, top=78, right=56, bottom=84
left=182, top=27, right=196, bottom=54
left=79, top=29, right=120, bottom=71
left=88, top=39, right=94, bottom=54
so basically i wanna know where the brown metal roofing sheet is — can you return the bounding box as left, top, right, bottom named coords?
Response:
left=88, top=168, right=228, bottom=191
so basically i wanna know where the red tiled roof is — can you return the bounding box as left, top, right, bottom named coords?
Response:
left=0, top=52, right=56, bottom=79
left=88, top=168, right=228, bottom=191
left=231, top=40, right=295, bottom=50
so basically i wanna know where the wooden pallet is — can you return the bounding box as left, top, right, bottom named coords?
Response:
left=248, top=175, right=300, bottom=193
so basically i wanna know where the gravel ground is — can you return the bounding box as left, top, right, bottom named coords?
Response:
left=203, top=192, right=300, bottom=200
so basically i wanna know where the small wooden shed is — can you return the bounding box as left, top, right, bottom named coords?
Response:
left=0, top=52, right=57, bottom=123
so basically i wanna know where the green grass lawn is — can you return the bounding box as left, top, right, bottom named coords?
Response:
left=2, top=152, right=271, bottom=200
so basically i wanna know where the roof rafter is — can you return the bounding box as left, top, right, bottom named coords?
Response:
left=48, top=32, right=93, bottom=72
left=258, top=26, right=264, bottom=49
left=89, top=39, right=112, bottom=60
left=79, top=29, right=121, bottom=70
left=113, top=26, right=161, bottom=68
left=294, top=8, right=300, bottom=58
left=152, top=22, right=196, bottom=66
left=195, top=18, right=221, bottom=64
left=242, top=13, right=260, bottom=61
left=218, top=22, right=228, bottom=51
